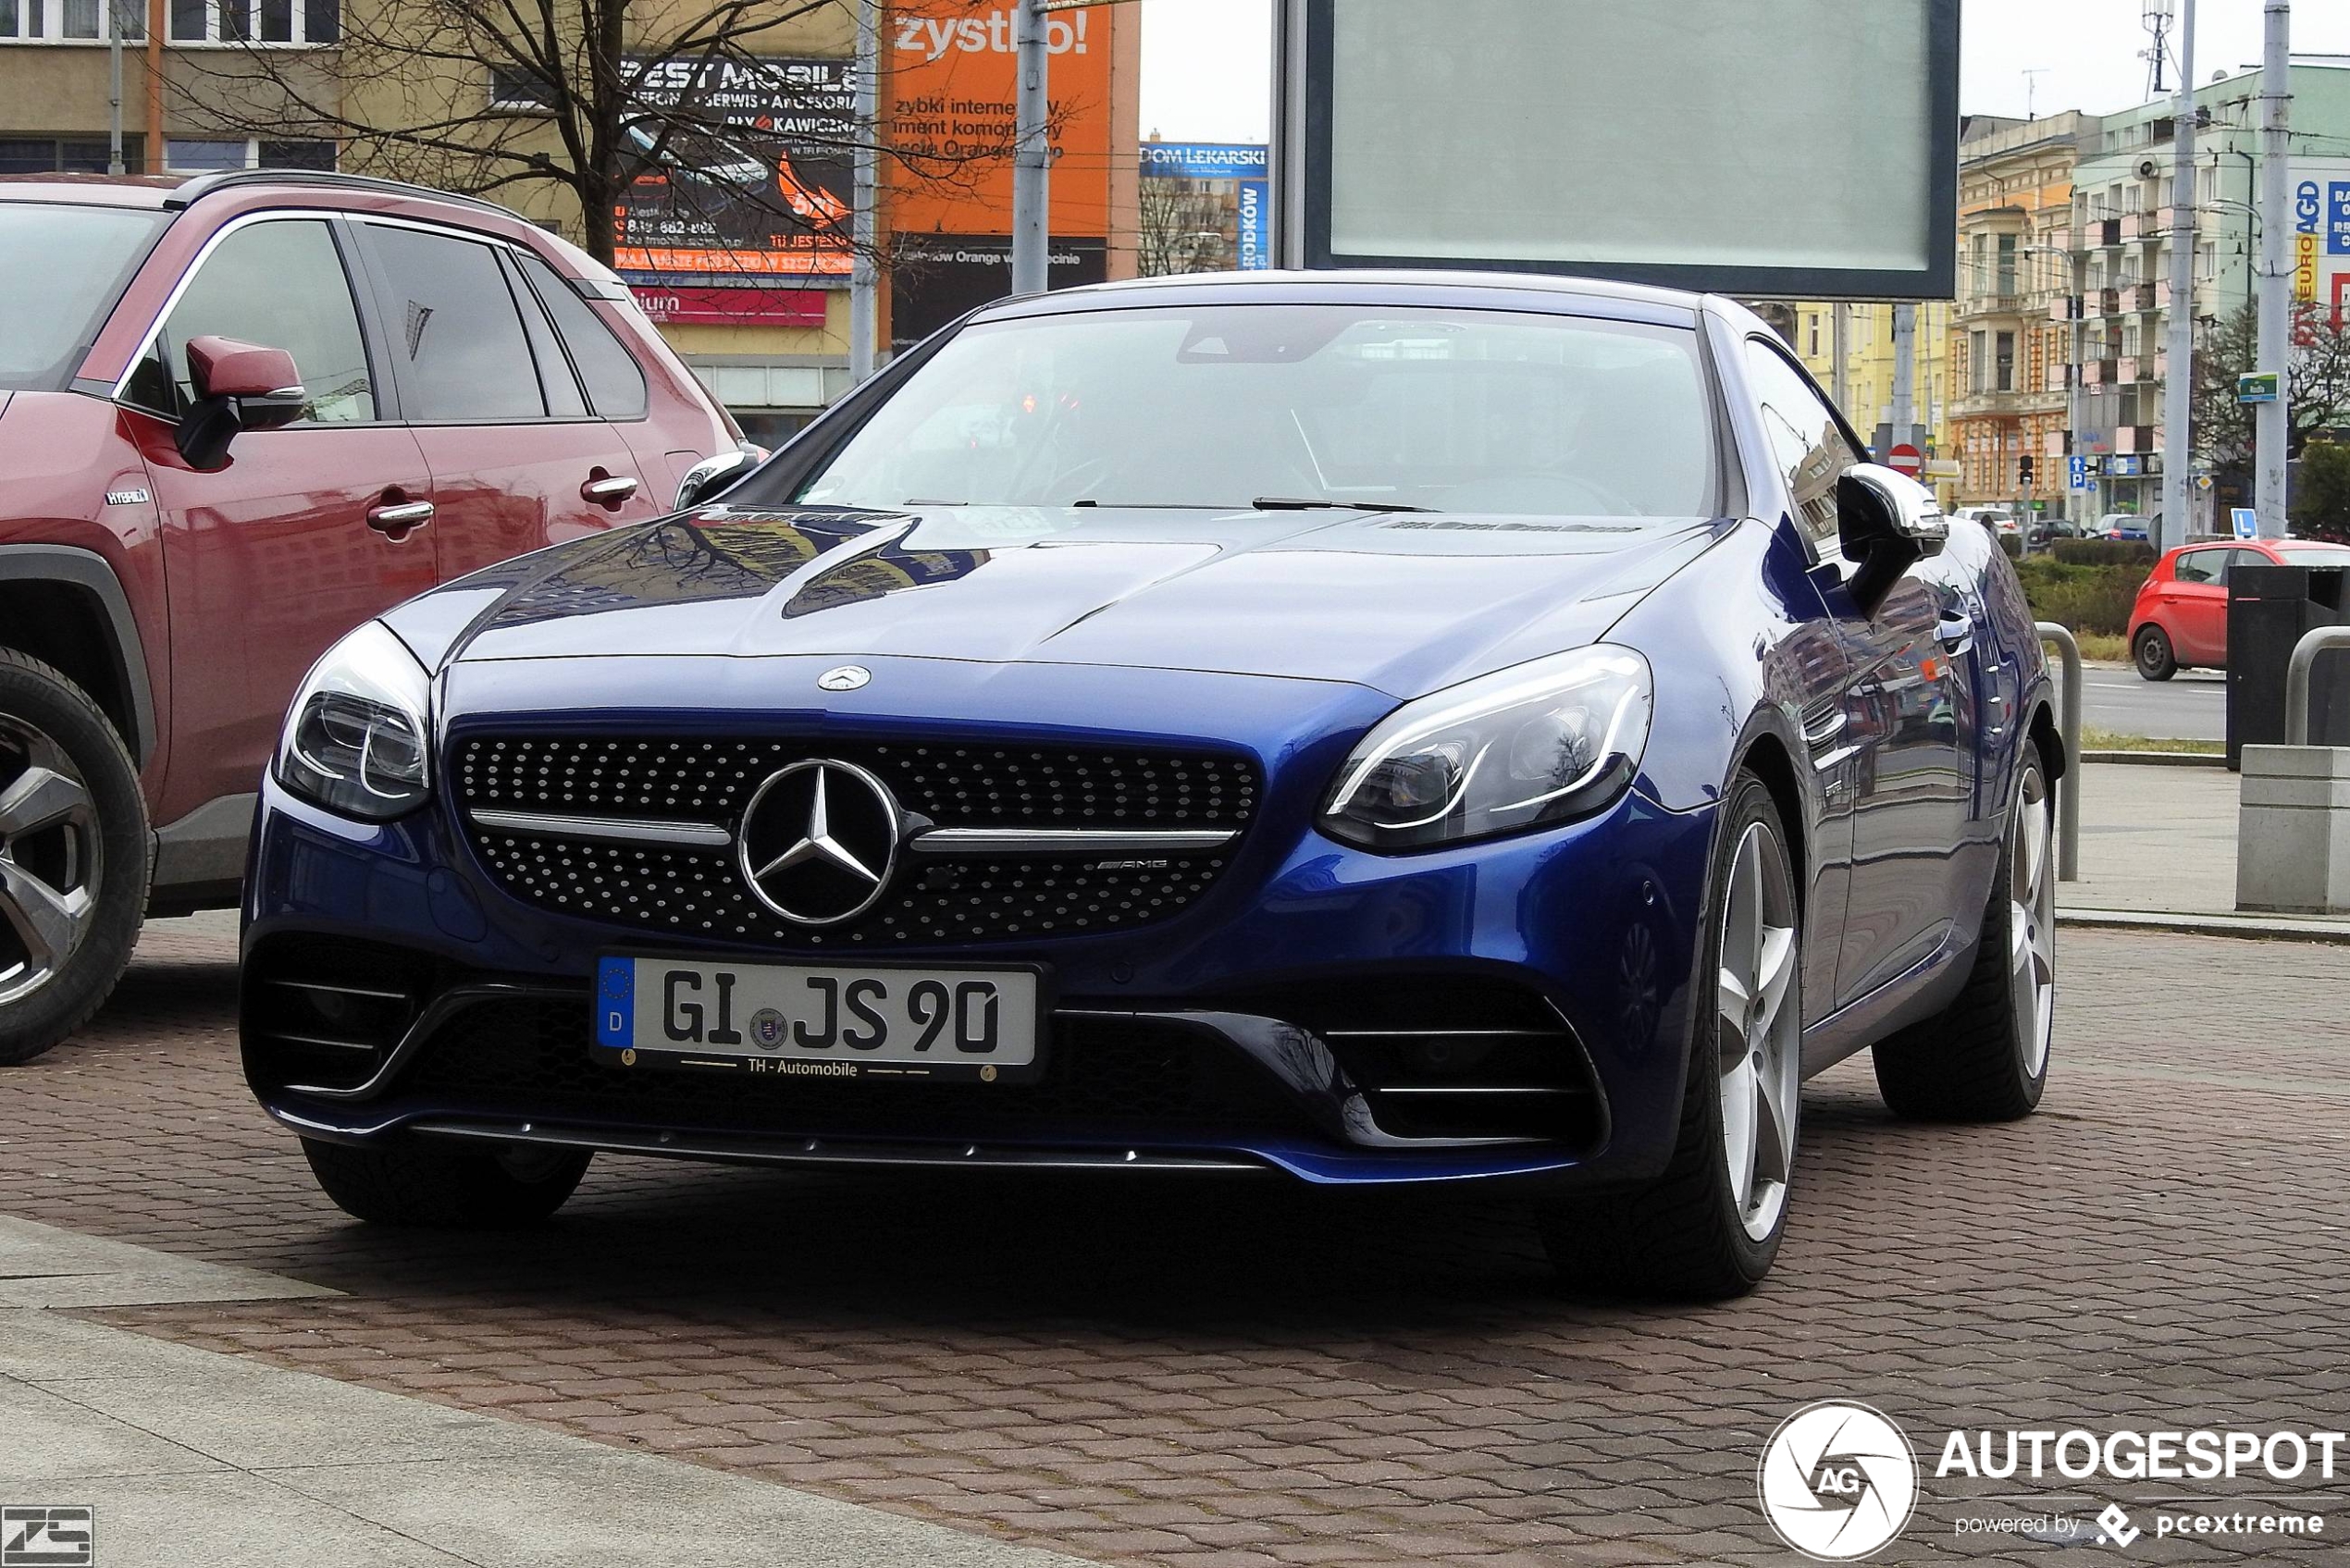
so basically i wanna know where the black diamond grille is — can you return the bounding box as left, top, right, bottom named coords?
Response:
left=458, top=736, right=1260, bottom=828
left=452, top=735, right=1261, bottom=945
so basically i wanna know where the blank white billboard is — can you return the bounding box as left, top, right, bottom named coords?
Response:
left=1277, top=0, right=1957, bottom=298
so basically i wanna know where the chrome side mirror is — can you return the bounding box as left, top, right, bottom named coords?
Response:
left=674, top=446, right=762, bottom=511
left=1836, top=463, right=1947, bottom=616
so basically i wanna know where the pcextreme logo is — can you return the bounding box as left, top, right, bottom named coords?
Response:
left=1756, top=1401, right=1921, bottom=1561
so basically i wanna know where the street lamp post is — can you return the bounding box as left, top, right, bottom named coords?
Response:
left=2253, top=0, right=2291, bottom=537
left=848, top=0, right=878, bottom=383
left=1009, top=0, right=1050, bottom=297
left=2158, top=0, right=2195, bottom=554
left=106, top=0, right=126, bottom=176
left=1008, top=0, right=1127, bottom=299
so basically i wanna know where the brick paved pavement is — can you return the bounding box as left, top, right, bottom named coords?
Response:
left=2, top=916, right=2345, bottom=1565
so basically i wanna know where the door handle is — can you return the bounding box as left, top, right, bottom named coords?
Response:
left=365, top=500, right=435, bottom=536
left=581, top=474, right=639, bottom=505
left=1935, top=612, right=1973, bottom=656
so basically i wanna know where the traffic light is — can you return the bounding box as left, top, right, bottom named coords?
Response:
left=2018, top=455, right=2036, bottom=488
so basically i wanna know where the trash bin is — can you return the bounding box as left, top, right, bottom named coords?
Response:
left=2226, top=562, right=2350, bottom=768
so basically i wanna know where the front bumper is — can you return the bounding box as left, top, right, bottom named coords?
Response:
left=243, top=757, right=1717, bottom=1188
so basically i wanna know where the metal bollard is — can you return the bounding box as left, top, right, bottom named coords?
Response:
left=2283, top=626, right=2350, bottom=746
left=2035, top=623, right=2082, bottom=882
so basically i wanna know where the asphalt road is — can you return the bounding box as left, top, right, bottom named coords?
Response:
left=2076, top=662, right=2228, bottom=741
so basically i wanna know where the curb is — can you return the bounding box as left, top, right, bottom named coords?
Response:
left=2058, top=907, right=2350, bottom=945
left=2081, top=749, right=2228, bottom=768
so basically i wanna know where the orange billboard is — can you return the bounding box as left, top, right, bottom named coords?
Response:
left=884, top=0, right=1118, bottom=239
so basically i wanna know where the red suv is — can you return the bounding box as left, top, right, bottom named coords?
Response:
left=2130, top=537, right=2350, bottom=679
left=0, top=170, right=748, bottom=1063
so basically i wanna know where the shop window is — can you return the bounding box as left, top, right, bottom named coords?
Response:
left=0, top=134, right=143, bottom=172
left=167, top=0, right=334, bottom=43
left=163, top=137, right=336, bottom=173
left=0, top=0, right=143, bottom=37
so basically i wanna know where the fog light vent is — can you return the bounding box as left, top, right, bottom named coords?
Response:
left=1231, top=976, right=1603, bottom=1146
left=242, top=937, right=429, bottom=1093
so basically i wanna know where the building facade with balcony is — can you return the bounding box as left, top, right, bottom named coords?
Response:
left=0, top=0, right=340, bottom=179
left=1949, top=111, right=2096, bottom=522
left=1786, top=300, right=1955, bottom=502
left=2063, top=58, right=2350, bottom=530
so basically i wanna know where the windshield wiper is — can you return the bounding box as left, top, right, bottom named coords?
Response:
left=1249, top=497, right=1430, bottom=513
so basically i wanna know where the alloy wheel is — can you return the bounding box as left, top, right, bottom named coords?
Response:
left=0, top=715, right=101, bottom=1008
left=1716, top=819, right=1800, bottom=1243
left=2008, top=765, right=2056, bottom=1078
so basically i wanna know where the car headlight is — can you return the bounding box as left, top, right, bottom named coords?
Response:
left=275, top=621, right=433, bottom=821
left=1321, top=646, right=1651, bottom=851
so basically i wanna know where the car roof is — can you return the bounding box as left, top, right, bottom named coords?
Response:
left=0, top=169, right=530, bottom=229
left=2172, top=538, right=2340, bottom=549
left=973, top=268, right=1715, bottom=329
left=0, top=174, right=179, bottom=208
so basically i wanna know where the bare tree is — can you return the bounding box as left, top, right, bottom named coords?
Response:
left=1135, top=177, right=1230, bottom=277
left=171, top=0, right=1017, bottom=270
left=2191, top=302, right=2350, bottom=500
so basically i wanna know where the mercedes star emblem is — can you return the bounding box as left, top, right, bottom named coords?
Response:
left=737, top=759, right=900, bottom=926
left=817, top=665, right=872, bottom=691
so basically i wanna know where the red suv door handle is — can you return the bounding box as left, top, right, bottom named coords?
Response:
left=581, top=474, right=639, bottom=505
left=366, top=499, right=435, bottom=536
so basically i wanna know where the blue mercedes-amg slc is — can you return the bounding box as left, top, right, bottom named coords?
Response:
left=242, top=272, right=2060, bottom=1298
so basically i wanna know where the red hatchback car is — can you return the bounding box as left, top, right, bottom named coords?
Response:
left=0, top=170, right=748, bottom=1063
left=2130, top=537, right=2350, bottom=680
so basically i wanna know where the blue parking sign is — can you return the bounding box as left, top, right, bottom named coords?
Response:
left=2066, top=454, right=2088, bottom=491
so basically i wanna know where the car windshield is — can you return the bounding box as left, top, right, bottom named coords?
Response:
left=2279, top=544, right=2350, bottom=564
left=779, top=303, right=1720, bottom=518
left=0, top=201, right=169, bottom=393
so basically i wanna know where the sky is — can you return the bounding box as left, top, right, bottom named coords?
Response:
left=1138, top=0, right=2350, bottom=145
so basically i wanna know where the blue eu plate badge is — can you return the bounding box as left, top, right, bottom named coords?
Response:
left=596, top=957, right=635, bottom=1048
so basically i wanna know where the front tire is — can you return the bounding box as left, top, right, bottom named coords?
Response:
left=0, top=651, right=151, bottom=1067
left=2133, top=624, right=2177, bottom=681
left=1539, top=772, right=1802, bottom=1300
left=301, top=1137, right=592, bottom=1227
left=1873, top=742, right=2054, bottom=1121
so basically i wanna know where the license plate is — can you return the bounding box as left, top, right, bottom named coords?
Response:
left=592, top=956, right=1045, bottom=1082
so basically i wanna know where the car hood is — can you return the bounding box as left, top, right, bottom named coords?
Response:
left=390, top=505, right=1729, bottom=701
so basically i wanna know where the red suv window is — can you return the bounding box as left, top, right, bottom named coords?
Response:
left=513, top=252, right=649, bottom=420
left=361, top=224, right=544, bottom=421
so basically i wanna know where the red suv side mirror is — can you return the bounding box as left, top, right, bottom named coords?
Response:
left=177, top=335, right=308, bottom=470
